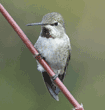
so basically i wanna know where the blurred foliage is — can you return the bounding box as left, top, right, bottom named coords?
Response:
left=0, top=0, right=105, bottom=110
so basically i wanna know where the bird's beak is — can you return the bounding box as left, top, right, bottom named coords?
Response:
left=26, top=22, right=48, bottom=26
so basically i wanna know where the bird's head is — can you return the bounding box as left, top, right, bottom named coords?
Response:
left=27, top=12, right=66, bottom=39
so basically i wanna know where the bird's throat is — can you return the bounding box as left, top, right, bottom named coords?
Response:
left=41, top=27, right=52, bottom=38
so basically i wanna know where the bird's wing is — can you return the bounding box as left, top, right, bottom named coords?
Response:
left=58, top=49, right=71, bottom=82
left=42, top=71, right=60, bottom=101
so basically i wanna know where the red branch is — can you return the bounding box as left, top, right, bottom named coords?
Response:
left=0, top=3, right=84, bottom=110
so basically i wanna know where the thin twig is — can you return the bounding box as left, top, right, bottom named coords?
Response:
left=0, top=3, right=84, bottom=110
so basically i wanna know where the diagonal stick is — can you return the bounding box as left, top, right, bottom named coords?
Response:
left=0, top=3, right=84, bottom=110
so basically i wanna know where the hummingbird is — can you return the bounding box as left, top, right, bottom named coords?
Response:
left=27, top=12, right=71, bottom=101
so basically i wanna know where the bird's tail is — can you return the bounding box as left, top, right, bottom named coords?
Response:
left=42, top=72, right=60, bottom=101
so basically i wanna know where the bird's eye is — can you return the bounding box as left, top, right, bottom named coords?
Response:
left=54, top=22, right=58, bottom=26
left=50, top=22, right=58, bottom=26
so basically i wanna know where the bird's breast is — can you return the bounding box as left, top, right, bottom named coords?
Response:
left=34, top=36, right=69, bottom=70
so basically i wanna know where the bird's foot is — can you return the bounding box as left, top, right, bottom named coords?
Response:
left=51, top=70, right=60, bottom=81
left=51, top=74, right=59, bottom=81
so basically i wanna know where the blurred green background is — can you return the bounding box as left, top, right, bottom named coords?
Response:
left=0, top=0, right=105, bottom=110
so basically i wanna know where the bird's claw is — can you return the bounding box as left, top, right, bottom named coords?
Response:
left=51, top=70, right=60, bottom=81
left=51, top=74, right=59, bottom=81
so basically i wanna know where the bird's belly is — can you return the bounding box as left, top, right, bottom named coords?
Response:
left=40, top=45, right=64, bottom=69
left=35, top=37, right=68, bottom=73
